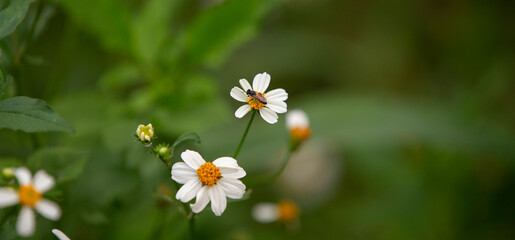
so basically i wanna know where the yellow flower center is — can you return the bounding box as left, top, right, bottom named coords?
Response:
left=247, top=92, right=266, bottom=110
left=18, top=185, right=42, bottom=207
left=291, top=127, right=311, bottom=141
left=196, top=162, right=221, bottom=187
left=278, top=201, right=300, bottom=222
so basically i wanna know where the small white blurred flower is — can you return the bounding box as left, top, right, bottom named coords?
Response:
left=252, top=200, right=300, bottom=223
left=286, top=109, right=311, bottom=142
left=52, top=229, right=70, bottom=240
left=136, top=123, right=154, bottom=143
left=171, top=150, right=247, bottom=216
left=230, top=72, right=288, bottom=124
left=0, top=167, right=61, bottom=237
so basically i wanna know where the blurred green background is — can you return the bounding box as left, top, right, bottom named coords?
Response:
left=1, top=0, right=515, bottom=239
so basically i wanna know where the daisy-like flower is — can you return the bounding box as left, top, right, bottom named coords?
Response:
left=0, top=167, right=61, bottom=237
left=286, top=109, right=311, bottom=141
left=252, top=200, right=300, bottom=224
left=52, top=229, right=71, bottom=240
left=230, top=72, right=288, bottom=124
left=136, top=123, right=154, bottom=144
left=171, top=150, right=246, bottom=216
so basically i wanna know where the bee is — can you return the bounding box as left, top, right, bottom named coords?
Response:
left=246, top=89, right=267, bottom=104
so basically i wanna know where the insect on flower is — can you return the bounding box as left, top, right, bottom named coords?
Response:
left=246, top=89, right=267, bottom=104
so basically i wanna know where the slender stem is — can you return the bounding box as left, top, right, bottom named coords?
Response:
left=232, top=110, right=256, bottom=159
left=247, top=150, right=293, bottom=188
left=189, top=213, right=196, bottom=240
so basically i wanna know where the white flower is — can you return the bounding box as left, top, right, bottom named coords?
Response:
left=286, top=109, right=311, bottom=141
left=0, top=167, right=61, bottom=237
left=136, top=123, right=154, bottom=143
left=252, top=200, right=300, bottom=223
left=171, top=150, right=246, bottom=216
left=230, top=72, right=288, bottom=124
left=52, top=229, right=71, bottom=240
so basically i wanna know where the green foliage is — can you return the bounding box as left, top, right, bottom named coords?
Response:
left=170, top=132, right=201, bottom=158
left=27, top=147, right=87, bottom=183
left=183, top=0, right=272, bottom=67
left=0, top=96, right=74, bottom=133
left=0, top=0, right=35, bottom=39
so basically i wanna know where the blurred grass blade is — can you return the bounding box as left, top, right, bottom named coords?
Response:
left=0, top=96, right=74, bottom=133
left=0, top=0, right=35, bottom=39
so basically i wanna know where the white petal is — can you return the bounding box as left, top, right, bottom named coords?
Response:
left=286, top=109, right=309, bottom=130
left=212, top=157, right=238, bottom=168
left=180, top=150, right=206, bottom=170
left=33, top=170, right=55, bottom=193
left=0, top=188, right=19, bottom=208
left=239, top=79, right=252, bottom=91
left=16, top=206, right=35, bottom=237
left=253, top=72, right=270, bottom=93
left=218, top=178, right=245, bottom=199
left=208, top=186, right=227, bottom=216
left=266, top=100, right=287, bottom=114
left=235, top=104, right=251, bottom=118
left=171, top=162, right=197, bottom=184
left=230, top=87, right=248, bottom=102
left=259, top=107, right=278, bottom=124
left=176, top=179, right=202, bottom=203
left=52, top=229, right=71, bottom=240
left=265, top=88, right=288, bottom=102
left=14, top=167, right=32, bottom=185
left=35, top=199, right=61, bottom=220
left=252, top=203, right=279, bottom=223
left=190, top=186, right=210, bottom=213
left=220, top=166, right=246, bottom=179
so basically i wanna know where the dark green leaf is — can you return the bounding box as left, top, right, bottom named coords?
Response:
left=0, top=96, right=74, bottom=133
left=54, top=0, right=132, bottom=53
left=170, top=132, right=201, bottom=158
left=0, top=0, right=35, bottom=39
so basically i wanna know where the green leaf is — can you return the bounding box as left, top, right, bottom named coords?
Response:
left=54, top=0, right=132, bottom=54
left=0, top=0, right=35, bottom=39
left=170, top=132, right=201, bottom=158
left=131, top=0, right=180, bottom=64
left=27, top=147, right=87, bottom=183
left=0, top=96, right=74, bottom=133
left=183, top=0, right=273, bottom=67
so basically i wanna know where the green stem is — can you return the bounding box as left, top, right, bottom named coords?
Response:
left=247, top=150, right=293, bottom=188
left=232, top=110, right=256, bottom=159
left=189, top=213, right=196, bottom=240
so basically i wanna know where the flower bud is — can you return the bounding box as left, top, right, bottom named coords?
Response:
left=136, top=123, right=154, bottom=145
left=286, top=110, right=311, bottom=150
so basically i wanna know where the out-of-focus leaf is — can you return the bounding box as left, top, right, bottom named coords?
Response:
left=132, top=0, right=179, bottom=64
left=54, top=0, right=132, bottom=53
left=98, top=63, right=142, bottom=91
left=183, top=0, right=273, bottom=67
left=27, top=147, right=87, bottom=183
left=170, top=132, right=201, bottom=158
left=0, top=59, right=8, bottom=98
left=0, top=96, right=74, bottom=133
left=0, top=0, right=35, bottom=39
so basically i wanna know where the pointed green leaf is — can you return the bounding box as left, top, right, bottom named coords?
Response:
left=170, top=132, right=201, bottom=158
left=0, top=0, right=35, bottom=39
left=0, top=96, right=74, bottom=133
left=183, top=0, right=274, bottom=67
